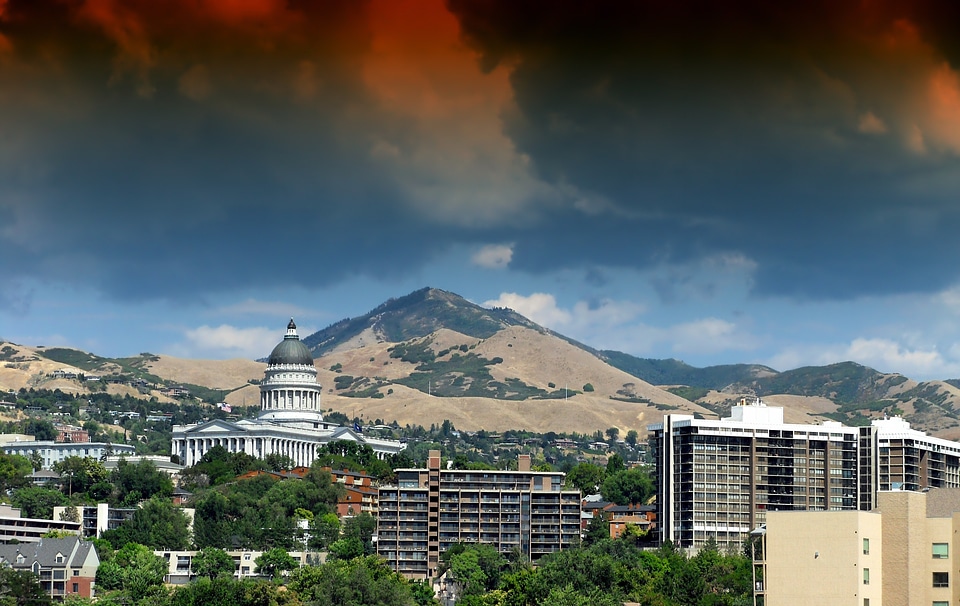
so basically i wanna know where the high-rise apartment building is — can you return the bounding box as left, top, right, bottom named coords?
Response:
left=377, top=451, right=581, bottom=579
left=650, top=399, right=960, bottom=552
left=871, top=415, right=960, bottom=492
left=651, top=400, right=867, bottom=551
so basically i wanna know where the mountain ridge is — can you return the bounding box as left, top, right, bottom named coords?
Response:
left=4, top=287, right=960, bottom=437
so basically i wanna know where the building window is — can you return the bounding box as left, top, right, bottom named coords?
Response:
left=863, top=600, right=869, bottom=606
left=863, top=568, right=870, bottom=585
left=863, top=538, right=870, bottom=555
left=72, top=583, right=78, bottom=593
left=933, top=543, right=949, bottom=559
left=933, top=601, right=949, bottom=606
left=933, top=572, right=949, bottom=588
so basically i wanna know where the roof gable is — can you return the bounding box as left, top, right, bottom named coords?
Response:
left=328, top=427, right=364, bottom=442
left=181, top=419, right=247, bottom=434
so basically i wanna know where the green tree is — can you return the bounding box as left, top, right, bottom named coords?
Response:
left=605, top=427, right=619, bottom=441
left=53, top=456, right=108, bottom=497
left=451, top=550, right=487, bottom=598
left=101, top=497, right=191, bottom=550
left=410, top=580, right=437, bottom=606
left=0, top=454, right=33, bottom=494
left=264, top=453, right=296, bottom=472
left=11, top=486, right=68, bottom=519
left=0, top=566, right=52, bottom=605
left=59, top=506, right=81, bottom=523
left=95, top=560, right=125, bottom=591
left=27, top=450, right=43, bottom=473
left=625, top=429, right=639, bottom=448
left=191, top=547, right=235, bottom=580
left=23, top=419, right=56, bottom=441
left=542, top=585, right=621, bottom=606
left=440, top=543, right=507, bottom=595
left=341, top=512, right=376, bottom=555
left=169, top=577, right=301, bottom=606
left=309, top=513, right=341, bottom=550
left=565, top=462, right=605, bottom=494
left=110, top=459, right=174, bottom=506
left=288, top=556, right=416, bottom=606
left=97, top=543, right=168, bottom=601
left=584, top=511, right=609, bottom=546
left=605, top=454, right=625, bottom=475
left=327, top=537, right=365, bottom=561
left=255, top=548, right=298, bottom=579
left=601, top=467, right=654, bottom=506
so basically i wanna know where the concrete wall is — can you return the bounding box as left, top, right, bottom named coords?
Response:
left=765, top=510, right=882, bottom=606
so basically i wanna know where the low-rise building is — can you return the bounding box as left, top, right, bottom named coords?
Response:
left=0, top=536, right=99, bottom=599
left=55, top=425, right=89, bottom=444
left=0, top=505, right=81, bottom=542
left=102, top=454, right=184, bottom=477
left=0, top=441, right=135, bottom=469
left=756, top=487, right=960, bottom=605
left=155, top=549, right=318, bottom=584
left=325, top=468, right=380, bottom=518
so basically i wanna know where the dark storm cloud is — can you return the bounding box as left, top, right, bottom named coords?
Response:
left=447, top=0, right=960, bottom=299
left=7, top=0, right=960, bottom=306
left=0, top=0, right=482, bottom=301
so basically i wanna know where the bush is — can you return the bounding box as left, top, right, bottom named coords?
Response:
left=583, top=383, right=595, bottom=392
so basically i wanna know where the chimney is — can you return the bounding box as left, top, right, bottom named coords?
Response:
left=518, top=454, right=531, bottom=472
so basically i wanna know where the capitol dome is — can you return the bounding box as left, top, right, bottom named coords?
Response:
left=258, top=319, right=323, bottom=428
left=267, top=319, right=314, bottom=366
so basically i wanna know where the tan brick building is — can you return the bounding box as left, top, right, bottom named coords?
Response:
left=377, top=451, right=581, bottom=579
left=757, top=488, right=960, bottom=606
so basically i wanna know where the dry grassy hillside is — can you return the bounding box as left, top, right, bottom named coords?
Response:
left=0, top=343, right=85, bottom=393
left=303, top=326, right=716, bottom=434
left=144, top=356, right=265, bottom=391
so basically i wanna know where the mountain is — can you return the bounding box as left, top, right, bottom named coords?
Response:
left=302, top=288, right=542, bottom=356
left=6, top=286, right=960, bottom=437
left=599, top=352, right=777, bottom=390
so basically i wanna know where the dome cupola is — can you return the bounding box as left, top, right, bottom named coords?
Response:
left=259, top=318, right=323, bottom=427
left=267, top=318, right=314, bottom=366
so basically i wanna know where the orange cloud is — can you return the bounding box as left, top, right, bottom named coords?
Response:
left=358, top=0, right=554, bottom=226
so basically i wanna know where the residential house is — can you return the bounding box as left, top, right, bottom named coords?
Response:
left=0, top=536, right=99, bottom=599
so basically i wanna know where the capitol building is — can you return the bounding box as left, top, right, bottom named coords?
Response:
left=171, top=319, right=403, bottom=467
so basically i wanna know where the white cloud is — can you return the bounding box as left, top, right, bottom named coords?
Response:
left=484, top=292, right=572, bottom=327
left=471, top=244, right=514, bottom=269
left=666, top=318, right=758, bottom=355
left=483, top=291, right=759, bottom=358
left=768, top=338, right=960, bottom=380
left=180, top=324, right=280, bottom=359
left=845, top=338, right=960, bottom=378
left=938, top=286, right=960, bottom=312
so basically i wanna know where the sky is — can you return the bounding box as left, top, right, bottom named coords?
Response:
left=4, top=1, right=960, bottom=380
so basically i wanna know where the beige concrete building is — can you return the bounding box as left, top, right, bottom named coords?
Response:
left=757, top=488, right=960, bottom=606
